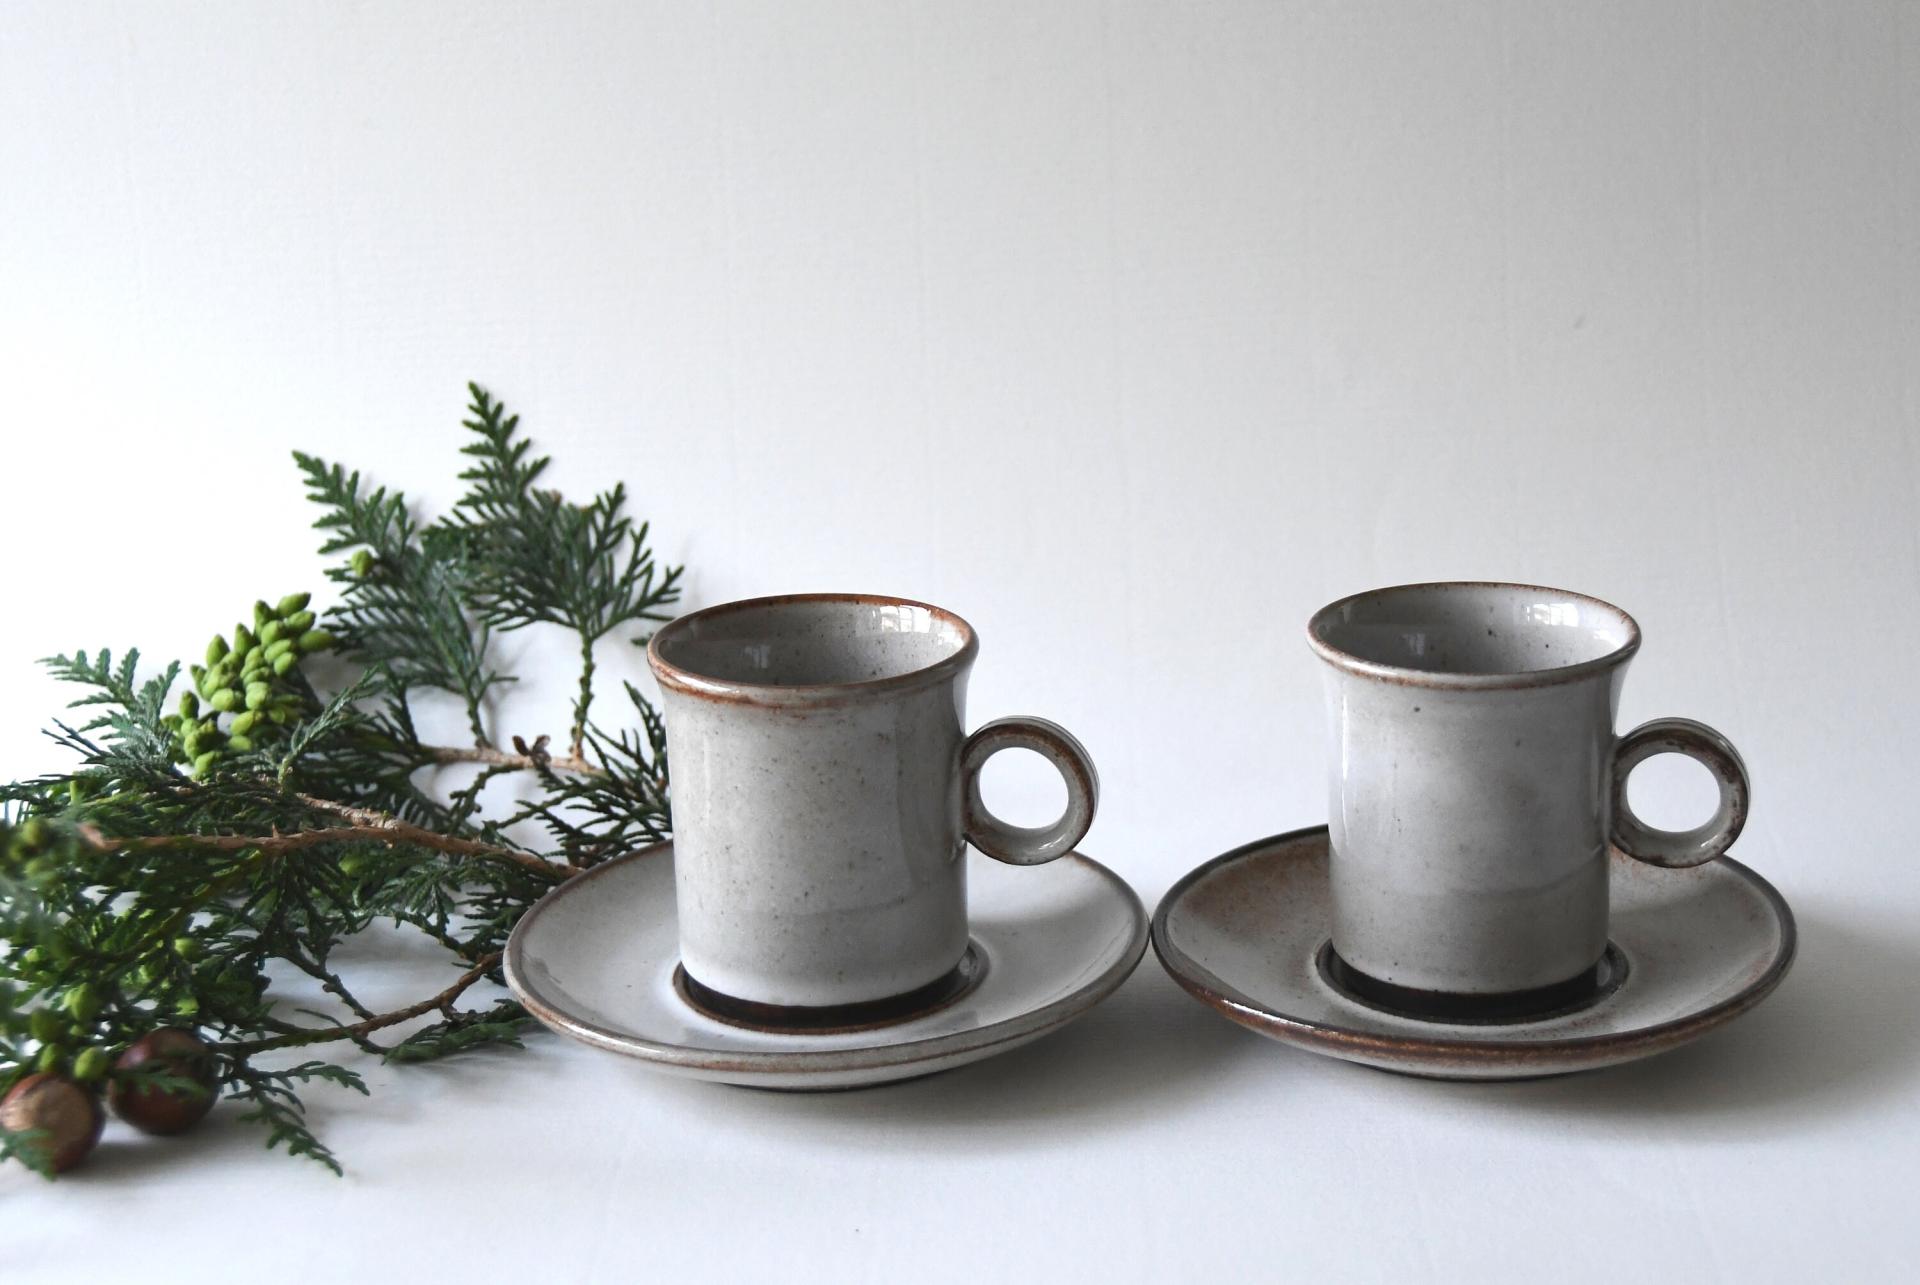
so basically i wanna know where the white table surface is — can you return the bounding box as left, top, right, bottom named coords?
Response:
left=5, top=847, right=1914, bottom=1283
left=4, top=2, right=1917, bottom=1279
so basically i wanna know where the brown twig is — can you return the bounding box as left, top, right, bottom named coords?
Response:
left=292, top=795, right=574, bottom=881
left=79, top=804, right=574, bottom=884
left=214, top=952, right=504, bottom=1057
left=424, top=739, right=601, bottom=776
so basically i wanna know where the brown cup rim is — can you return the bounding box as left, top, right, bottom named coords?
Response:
left=1306, top=580, right=1643, bottom=691
left=647, top=592, right=979, bottom=707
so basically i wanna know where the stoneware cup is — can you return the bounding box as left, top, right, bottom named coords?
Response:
left=646, top=593, right=1098, bottom=1025
left=1306, top=581, right=1750, bottom=1019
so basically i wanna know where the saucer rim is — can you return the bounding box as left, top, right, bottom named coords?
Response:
left=1150, top=824, right=1797, bottom=1071
left=505, top=841, right=1149, bottom=1076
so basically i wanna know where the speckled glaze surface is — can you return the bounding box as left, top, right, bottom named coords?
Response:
left=504, top=842, right=1148, bottom=1089
left=1152, top=827, right=1795, bottom=1080
left=646, top=593, right=1099, bottom=1011
left=1307, top=582, right=1752, bottom=998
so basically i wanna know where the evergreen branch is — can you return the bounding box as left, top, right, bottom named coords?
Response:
left=507, top=686, right=672, bottom=868
left=228, top=1062, right=368, bottom=1175
left=40, top=648, right=141, bottom=711
left=40, top=650, right=177, bottom=744
left=294, top=451, right=502, bottom=742
left=277, top=668, right=387, bottom=774
left=278, top=948, right=376, bottom=1021
left=440, top=383, right=684, bottom=746
left=2, top=381, right=679, bottom=1179
left=383, top=1000, right=528, bottom=1064
left=216, top=953, right=502, bottom=1057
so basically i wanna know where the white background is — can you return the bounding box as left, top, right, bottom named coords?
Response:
left=3, top=1, right=1917, bottom=1280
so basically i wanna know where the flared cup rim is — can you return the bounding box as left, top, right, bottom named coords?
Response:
left=647, top=592, right=979, bottom=706
left=1306, top=580, right=1642, bottom=691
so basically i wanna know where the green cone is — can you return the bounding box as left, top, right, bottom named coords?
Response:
left=73, top=1046, right=110, bottom=1083
left=64, top=983, right=101, bottom=1022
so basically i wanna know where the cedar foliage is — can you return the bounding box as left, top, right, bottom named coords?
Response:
left=0, top=385, right=681, bottom=1175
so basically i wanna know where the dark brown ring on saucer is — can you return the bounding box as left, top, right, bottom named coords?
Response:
left=674, top=942, right=989, bottom=1035
left=1316, top=942, right=1629, bottom=1026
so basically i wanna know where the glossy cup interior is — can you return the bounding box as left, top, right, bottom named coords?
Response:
left=650, top=594, right=976, bottom=691
left=1308, top=582, right=1639, bottom=681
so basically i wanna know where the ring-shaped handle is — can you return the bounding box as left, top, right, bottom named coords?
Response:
left=1610, top=717, right=1750, bottom=869
left=960, top=716, right=1099, bottom=866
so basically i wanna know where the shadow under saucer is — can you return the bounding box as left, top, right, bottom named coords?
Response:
left=1451, top=905, right=1920, bottom=1134
left=680, top=963, right=1268, bottom=1149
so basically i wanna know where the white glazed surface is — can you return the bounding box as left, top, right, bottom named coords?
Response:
left=1322, top=668, right=1625, bottom=992
left=503, top=844, right=1148, bottom=1089
left=1312, top=583, right=1641, bottom=994
left=659, top=673, right=974, bottom=1007
left=1153, top=828, right=1794, bottom=1080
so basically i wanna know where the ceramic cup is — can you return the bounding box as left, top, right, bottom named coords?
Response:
left=1306, top=582, right=1750, bottom=1019
left=646, top=593, right=1098, bottom=1025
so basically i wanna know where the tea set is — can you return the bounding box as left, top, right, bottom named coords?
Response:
left=503, top=583, right=1795, bottom=1088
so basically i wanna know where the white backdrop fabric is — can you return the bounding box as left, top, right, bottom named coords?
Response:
left=3, top=2, right=1916, bottom=1281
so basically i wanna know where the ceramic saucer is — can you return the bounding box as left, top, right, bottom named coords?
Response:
left=1152, top=825, right=1795, bottom=1080
left=505, top=842, right=1147, bottom=1089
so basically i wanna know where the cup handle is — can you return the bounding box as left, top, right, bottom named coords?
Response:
left=1610, top=717, right=1751, bottom=869
left=959, top=717, right=1099, bottom=866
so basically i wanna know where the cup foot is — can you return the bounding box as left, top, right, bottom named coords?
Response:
left=1316, top=942, right=1629, bottom=1026
left=674, top=942, right=989, bottom=1035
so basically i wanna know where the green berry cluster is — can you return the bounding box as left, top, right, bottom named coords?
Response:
left=7, top=815, right=63, bottom=890
left=3, top=821, right=105, bottom=1079
left=2, top=817, right=224, bottom=1170
left=162, top=592, right=335, bottom=777
left=22, top=985, right=108, bottom=1080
